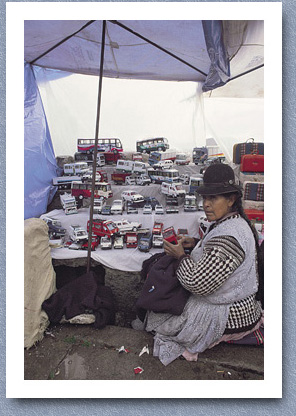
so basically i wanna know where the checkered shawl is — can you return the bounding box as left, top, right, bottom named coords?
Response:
left=177, top=215, right=262, bottom=332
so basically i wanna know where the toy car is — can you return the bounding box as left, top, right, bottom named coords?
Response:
left=100, top=236, right=112, bottom=250
left=113, top=219, right=142, bottom=233
left=154, top=204, right=164, bottom=215
left=42, top=217, right=66, bottom=239
left=101, top=205, right=112, bottom=215
left=110, top=199, right=124, bottom=215
left=138, top=232, right=152, bottom=252
left=152, top=234, right=164, bottom=248
left=113, top=235, right=124, bottom=249
left=152, top=221, right=164, bottom=235
left=81, top=235, right=100, bottom=251
left=166, top=206, right=179, bottom=214
left=177, top=228, right=189, bottom=237
left=163, top=226, right=178, bottom=245
left=126, top=203, right=138, bottom=214
left=166, top=195, right=179, bottom=206
left=143, top=196, right=160, bottom=209
left=69, top=225, right=88, bottom=243
left=143, top=204, right=153, bottom=214
left=126, top=232, right=138, bottom=248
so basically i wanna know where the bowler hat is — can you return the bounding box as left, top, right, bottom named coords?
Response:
left=197, top=164, right=242, bottom=196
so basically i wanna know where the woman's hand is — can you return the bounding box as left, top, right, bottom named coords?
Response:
left=177, top=235, right=196, bottom=248
left=163, top=238, right=186, bottom=259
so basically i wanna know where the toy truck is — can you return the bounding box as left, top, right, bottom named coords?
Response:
left=88, top=219, right=119, bottom=239
left=59, top=193, right=78, bottom=215
left=111, top=171, right=132, bottom=185
left=184, top=194, right=198, bottom=211
left=192, top=138, right=225, bottom=165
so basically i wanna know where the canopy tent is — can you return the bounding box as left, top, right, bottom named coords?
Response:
left=24, top=19, right=264, bottom=269
left=24, top=20, right=263, bottom=96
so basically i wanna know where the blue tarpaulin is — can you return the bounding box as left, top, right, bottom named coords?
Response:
left=24, top=62, right=61, bottom=219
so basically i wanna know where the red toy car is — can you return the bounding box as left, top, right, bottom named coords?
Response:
left=81, top=235, right=100, bottom=251
left=152, top=221, right=164, bottom=235
left=125, top=232, right=138, bottom=248
left=163, top=226, right=178, bottom=245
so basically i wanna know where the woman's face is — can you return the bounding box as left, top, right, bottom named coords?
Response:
left=202, top=194, right=235, bottom=222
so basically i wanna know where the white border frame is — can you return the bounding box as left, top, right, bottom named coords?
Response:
left=6, top=1, right=282, bottom=398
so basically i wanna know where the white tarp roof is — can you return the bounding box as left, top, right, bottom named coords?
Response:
left=24, top=20, right=264, bottom=98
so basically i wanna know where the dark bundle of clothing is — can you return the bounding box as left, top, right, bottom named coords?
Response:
left=136, top=252, right=190, bottom=321
left=42, top=271, right=115, bottom=329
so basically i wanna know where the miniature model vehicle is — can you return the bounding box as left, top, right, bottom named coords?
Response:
left=111, top=171, right=132, bottom=185
left=175, top=153, right=190, bottom=165
left=53, top=175, right=81, bottom=190
left=143, top=204, right=153, bottom=215
left=113, top=235, right=124, bottom=249
left=93, top=197, right=105, bottom=215
left=125, top=232, right=138, bottom=248
left=143, top=196, right=160, bottom=209
left=154, top=204, right=164, bottom=215
left=81, top=235, right=100, bottom=251
left=59, top=193, right=78, bottom=214
left=125, top=176, right=136, bottom=186
left=69, top=225, right=88, bottom=243
left=126, top=203, right=138, bottom=214
left=166, top=206, right=179, bottom=214
left=42, top=217, right=66, bottom=239
left=177, top=228, right=189, bottom=237
left=153, top=160, right=174, bottom=169
left=101, top=205, right=112, bottom=215
left=132, top=152, right=143, bottom=162
left=135, top=174, right=151, bottom=186
left=152, top=221, right=164, bottom=235
left=163, top=226, right=178, bottom=245
left=166, top=195, right=179, bottom=206
left=89, top=219, right=118, bottom=238
left=152, top=234, right=164, bottom=248
left=197, top=197, right=204, bottom=211
left=67, top=242, right=82, bottom=250
left=121, top=190, right=145, bottom=204
left=179, top=174, right=190, bottom=185
left=63, top=162, right=89, bottom=176
left=161, top=182, right=186, bottom=198
left=184, top=194, right=198, bottom=212
left=138, top=232, right=152, bottom=252
left=100, top=236, right=112, bottom=250
left=110, top=199, right=124, bottom=215
left=113, top=219, right=142, bottom=233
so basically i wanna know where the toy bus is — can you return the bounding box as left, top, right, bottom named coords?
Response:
left=77, top=138, right=123, bottom=154
left=136, top=137, right=169, bottom=153
left=71, top=181, right=113, bottom=201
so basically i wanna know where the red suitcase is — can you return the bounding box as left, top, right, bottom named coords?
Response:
left=241, top=154, right=264, bottom=173
left=244, top=209, right=264, bottom=222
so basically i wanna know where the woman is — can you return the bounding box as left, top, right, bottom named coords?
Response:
left=142, top=163, right=264, bottom=366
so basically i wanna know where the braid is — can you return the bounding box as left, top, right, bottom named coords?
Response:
left=231, top=193, right=264, bottom=307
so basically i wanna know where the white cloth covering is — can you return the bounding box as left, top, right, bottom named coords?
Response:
left=41, top=206, right=202, bottom=272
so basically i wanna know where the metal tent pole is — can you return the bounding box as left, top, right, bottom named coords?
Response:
left=86, top=20, right=106, bottom=273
